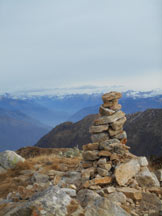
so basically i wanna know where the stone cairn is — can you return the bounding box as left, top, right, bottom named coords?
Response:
left=81, top=91, right=160, bottom=193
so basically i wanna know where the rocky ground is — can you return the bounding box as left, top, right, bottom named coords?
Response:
left=1, top=92, right=162, bottom=216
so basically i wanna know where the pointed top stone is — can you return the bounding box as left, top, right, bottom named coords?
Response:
left=102, top=91, right=122, bottom=103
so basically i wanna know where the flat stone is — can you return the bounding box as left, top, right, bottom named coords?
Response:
left=97, top=167, right=109, bottom=177
left=94, top=111, right=125, bottom=125
left=111, top=116, right=127, bottom=130
left=99, top=105, right=115, bottom=116
left=89, top=125, right=109, bottom=133
left=108, top=128, right=123, bottom=137
left=83, top=176, right=112, bottom=188
left=102, top=91, right=122, bottom=102
left=82, top=151, right=99, bottom=161
left=103, top=99, right=118, bottom=108
left=47, top=170, right=65, bottom=177
left=115, top=159, right=140, bottom=186
left=114, top=131, right=127, bottom=140
left=136, top=167, right=160, bottom=187
left=98, top=150, right=111, bottom=157
left=82, top=161, right=93, bottom=168
left=91, top=132, right=109, bottom=143
left=138, top=157, right=148, bottom=167
left=117, top=187, right=142, bottom=201
left=82, top=143, right=99, bottom=151
left=99, top=138, right=120, bottom=150
left=85, top=197, right=130, bottom=216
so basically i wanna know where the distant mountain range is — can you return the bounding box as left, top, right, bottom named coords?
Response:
left=0, top=89, right=162, bottom=152
left=0, top=108, right=49, bottom=152
left=36, top=109, right=162, bottom=158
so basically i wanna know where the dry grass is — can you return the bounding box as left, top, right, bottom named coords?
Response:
left=0, top=153, right=81, bottom=199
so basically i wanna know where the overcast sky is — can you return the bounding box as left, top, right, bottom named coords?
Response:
left=0, top=0, right=162, bottom=93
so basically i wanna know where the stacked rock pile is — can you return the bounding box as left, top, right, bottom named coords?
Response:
left=81, top=92, right=161, bottom=199
left=90, top=91, right=127, bottom=144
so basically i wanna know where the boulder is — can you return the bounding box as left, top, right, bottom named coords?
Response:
left=94, top=111, right=125, bottom=125
left=115, top=159, right=140, bottom=186
left=136, top=167, right=160, bottom=187
left=0, top=150, right=25, bottom=169
left=85, top=197, right=130, bottom=216
left=2, top=186, right=74, bottom=216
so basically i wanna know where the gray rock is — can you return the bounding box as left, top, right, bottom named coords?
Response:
left=115, top=159, right=140, bottom=186
left=85, top=197, right=130, bottom=216
left=31, top=172, right=49, bottom=184
left=136, top=167, right=160, bottom=187
left=0, top=150, right=25, bottom=169
left=140, top=192, right=161, bottom=212
left=62, top=188, right=76, bottom=197
left=91, top=132, right=109, bottom=143
left=77, top=189, right=101, bottom=207
left=106, top=191, right=127, bottom=204
left=58, top=171, right=81, bottom=187
left=99, top=138, right=120, bottom=150
left=3, top=186, right=73, bottom=216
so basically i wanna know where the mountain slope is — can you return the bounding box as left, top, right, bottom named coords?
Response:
left=36, top=114, right=97, bottom=149
left=0, top=108, right=49, bottom=152
left=36, top=109, right=162, bottom=157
